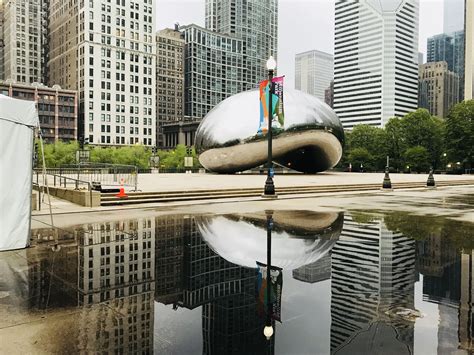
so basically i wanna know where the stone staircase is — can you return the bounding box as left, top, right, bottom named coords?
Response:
left=100, top=180, right=474, bottom=206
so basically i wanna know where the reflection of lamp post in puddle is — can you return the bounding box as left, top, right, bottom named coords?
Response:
left=264, top=210, right=274, bottom=340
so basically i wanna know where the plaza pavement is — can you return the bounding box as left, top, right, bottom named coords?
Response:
left=13, top=184, right=474, bottom=354
left=30, top=181, right=474, bottom=229
left=135, top=171, right=474, bottom=192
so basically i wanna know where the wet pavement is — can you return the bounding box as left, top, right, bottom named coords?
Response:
left=2, top=191, right=474, bottom=354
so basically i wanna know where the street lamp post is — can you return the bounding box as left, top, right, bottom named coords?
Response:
left=263, top=56, right=277, bottom=197
left=382, top=155, right=392, bottom=189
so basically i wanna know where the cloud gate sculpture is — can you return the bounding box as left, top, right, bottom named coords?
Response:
left=195, top=88, right=344, bottom=173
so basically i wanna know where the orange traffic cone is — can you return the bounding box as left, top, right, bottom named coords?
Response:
left=116, top=179, right=128, bottom=198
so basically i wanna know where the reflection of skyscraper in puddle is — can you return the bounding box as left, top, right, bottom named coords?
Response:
left=182, top=217, right=256, bottom=309
left=418, top=233, right=460, bottom=305
left=26, top=228, right=80, bottom=310
left=202, top=291, right=271, bottom=354
left=417, top=233, right=461, bottom=353
left=28, top=219, right=155, bottom=352
left=330, top=216, right=416, bottom=354
left=154, top=215, right=270, bottom=354
left=459, top=252, right=474, bottom=351
left=76, top=219, right=155, bottom=353
left=292, top=253, right=331, bottom=283
left=154, top=215, right=186, bottom=305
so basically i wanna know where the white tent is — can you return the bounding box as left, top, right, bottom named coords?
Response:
left=0, top=94, right=39, bottom=251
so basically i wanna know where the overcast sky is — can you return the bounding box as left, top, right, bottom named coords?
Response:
left=155, top=0, right=445, bottom=88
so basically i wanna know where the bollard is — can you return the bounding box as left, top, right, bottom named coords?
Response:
left=427, top=168, right=436, bottom=188
left=382, top=166, right=392, bottom=190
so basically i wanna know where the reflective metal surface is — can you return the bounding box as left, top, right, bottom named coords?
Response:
left=197, top=211, right=343, bottom=269
left=195, top=88, right=344, bottom=173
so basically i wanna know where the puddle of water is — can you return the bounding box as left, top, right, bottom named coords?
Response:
left=0, top=210, right=473, bottom=354
left=445, top=194, right=474, bottom=206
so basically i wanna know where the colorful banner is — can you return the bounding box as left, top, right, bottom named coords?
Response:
left=258, top=79, right=269, bottom=135
left=258, top=76, right=285, bottom=135
left=256, top=261, right=283, bottom=322
left=272, top=76, right=285, bottom=128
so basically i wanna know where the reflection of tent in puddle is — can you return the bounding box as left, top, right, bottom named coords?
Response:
left=197, top=211, right=344, bottom=270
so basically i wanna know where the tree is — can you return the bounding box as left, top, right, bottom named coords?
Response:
left=384, top=211, right=474, bottom=251
left=445, top=100, right=474, bottom=171
left=89, top=145, right=151, bottom=168
left=348, top=147, right=373, bottom=171
left=346, top=125, right=388, bottom=170
left=90, top=146, right=115, bottom=164
left=404, top=146, right=430, bottom=172
left=113, top=146, right=151, bottom=168
left=385, top=117, right=407, bottom=171
left=36, top=140, right=78, bottom=168
left=399, top=109, right=445, bottom=168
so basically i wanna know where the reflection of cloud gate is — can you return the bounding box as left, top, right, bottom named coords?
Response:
left=197, top=211, right=344, bottom=270
left=195, top=88, right=344, bottom=173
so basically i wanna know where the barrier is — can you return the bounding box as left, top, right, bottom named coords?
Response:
left=33, top=185, right=100, bottom=207
left=34, top=163, right=138, bottom=191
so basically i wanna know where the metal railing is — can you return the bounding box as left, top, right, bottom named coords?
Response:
left=35, top=163, right=138, bottom=191
left=34, top=171, right=94, bottom=207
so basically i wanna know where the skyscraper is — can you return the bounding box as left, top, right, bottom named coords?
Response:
left=465, top=0, right=474, bottom=100
left=181, top=24, right=246, bottom=120
left=156, top=27, right=185, bottom=148
left=2, top=0, right=46, bottom=84
left=333, top=0, right=419, bottom=129
left=419, top=61, right=459, bottom=118
left=205, top=0, right=278, bottom=90
left=325, top=80, right=334, bottom=108
left=295, top=50, right=334, bottom=102
left=48, top=0, right=156, bottom=146
left=427, top=31, right=465, bottom=100
left=444, top=0, right=465, bottom=33
left=177, top=0, right=277, bottom=131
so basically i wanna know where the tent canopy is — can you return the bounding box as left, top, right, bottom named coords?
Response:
left=0, top=94, right=39, bottom=251
left=0, top=94, right=39, bottom=127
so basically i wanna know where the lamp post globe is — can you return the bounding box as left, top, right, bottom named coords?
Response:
left=263, top=325, right=274, bottom=340
left=266, top=56, right=277, bottom=71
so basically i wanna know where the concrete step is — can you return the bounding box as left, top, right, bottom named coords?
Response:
left=100, top=180, right=474, bottom=206
left=100, top=181, right=433, bottom=198
left=100, top=185, right=377, bottom=201
left=101, top=185, right=369, bottom=197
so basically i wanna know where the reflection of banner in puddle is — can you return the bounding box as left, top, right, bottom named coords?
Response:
left=256, top=261, right=283, bottom=322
